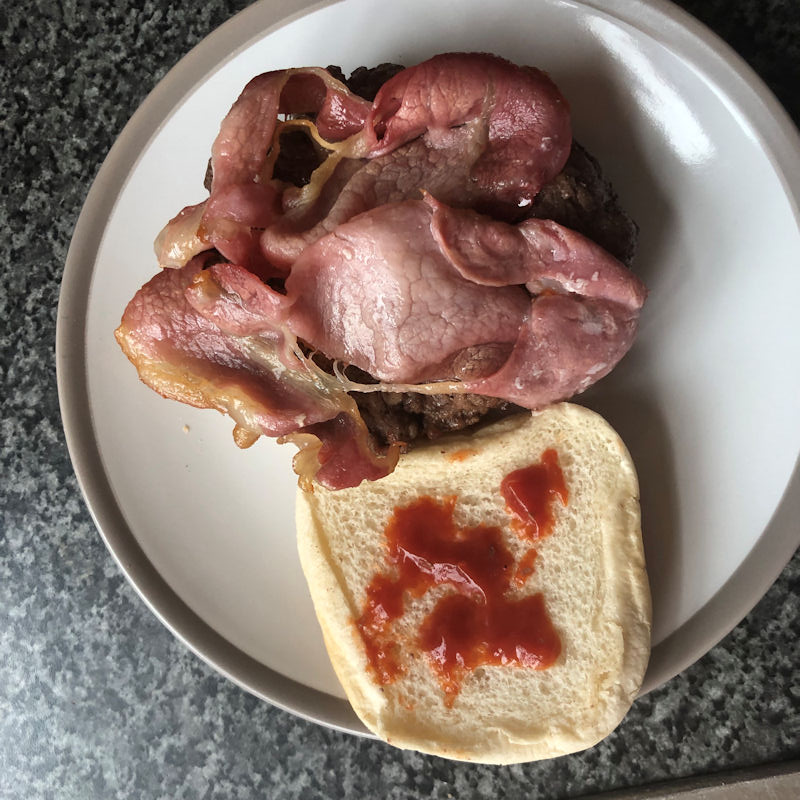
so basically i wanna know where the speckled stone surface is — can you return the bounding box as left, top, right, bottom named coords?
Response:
left=2, top=1, right=799, bottom=798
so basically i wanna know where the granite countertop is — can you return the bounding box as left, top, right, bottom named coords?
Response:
left=2, top=1, right=799, bottom=797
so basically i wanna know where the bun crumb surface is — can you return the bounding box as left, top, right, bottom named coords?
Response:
left=296, top=403, right=651, bottom=763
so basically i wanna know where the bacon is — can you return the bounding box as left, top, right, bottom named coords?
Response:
left=462, top=293, right=641, bottom=407
left=184, top=261, right=292, bottom=337
left=159, top=55, right=572, bottom=275
left=157, top=67, right=372, bottom=276
left=428, top=195, right=647, bottom=310
left=363, top=53, right=571, bottom=210
left=283, top=414, right=400, bottom=491
left=202, top=67, right=371, bottom=273
left=116, top=255, right=323, bottom=436
left=115, top=254, right=398, bottom=488
left=208, top=68, right=369, bottom=194
left=119, top=55, right=645, bottom=490
left=282, top=197, right=644, bottom=405
left=154, top=202, right=210, bottom=269
left=258, top=54, right=572, bottom=267
left=284, top=200, right=529, bottom=383
left=261, top=124, right=488, bottom=268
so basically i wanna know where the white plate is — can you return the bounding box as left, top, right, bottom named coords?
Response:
left=57, top=0, right=800, bottom=735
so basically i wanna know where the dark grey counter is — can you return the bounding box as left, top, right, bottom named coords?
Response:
left=2, top=1, right=799, bottom=797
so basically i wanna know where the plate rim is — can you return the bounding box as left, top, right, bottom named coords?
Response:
left=57, top=0, right=800, bottom=736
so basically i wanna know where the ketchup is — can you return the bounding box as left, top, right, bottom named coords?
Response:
left=514, top=548, right=538, bottom=587
left=446, top=447, right=478, bottom=463
left=357, top=449, right=568, bottom=701
left=500, top=448, right=568, bottom=541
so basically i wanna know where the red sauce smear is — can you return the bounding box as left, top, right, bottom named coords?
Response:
left=501, top=448, right=568, bottom=541
left=357, top=449, right=567, bottom=702
left=514, top=548, right=538, bottom=587
left=446, top=447, right=478, bottom=463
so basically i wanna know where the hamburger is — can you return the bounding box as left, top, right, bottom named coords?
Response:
left=114, top=54, right=651, bottom=761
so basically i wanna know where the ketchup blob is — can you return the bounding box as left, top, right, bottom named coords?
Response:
left=500, top=448, right=568, bottom=540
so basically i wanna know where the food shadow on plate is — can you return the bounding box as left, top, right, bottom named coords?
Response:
left=554, top=58, right=675, bottom=292
left=580, top=382, right=679, bottom=648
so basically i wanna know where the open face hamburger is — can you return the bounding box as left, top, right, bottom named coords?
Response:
left=114, top=53, right=651, bottom=764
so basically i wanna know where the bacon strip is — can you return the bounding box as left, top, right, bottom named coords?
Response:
left=261, top=124, right=488, bottom=268
left=284, top=200, right=529, bottom=383
left=261, top=54, right=573, bottom=266
left=204, top=68, right=371, bottom=273
left=363, top=53, right=571, bottom=210
left=463, top=293, right=641, bottom=406
left=428, top=195, right=646, bottom=309
left=155, top=68, right=372, bottom=277
left=116, top=255, right=321, bottom=436
left=282, top=197, right=645, bottom=405
left=208, top=68, right=369, bottom=194
left=115, top=254, right=398, bottom=488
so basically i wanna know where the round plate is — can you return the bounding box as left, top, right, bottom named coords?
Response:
left=57, top=0, right=800, bottom=735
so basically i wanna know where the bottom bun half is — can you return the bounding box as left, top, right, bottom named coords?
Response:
left=295, top=402, right=651, bottom=764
